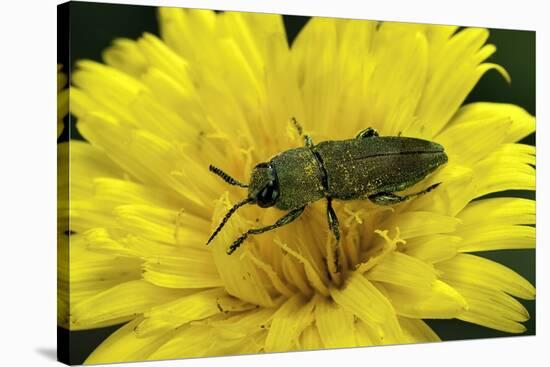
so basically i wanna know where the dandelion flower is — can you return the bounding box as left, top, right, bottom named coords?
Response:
left=57, top=64, right=69, bottom=138
left=63, top=8, right=536, bottom=364
left=58, top=64, right=70, bottom=328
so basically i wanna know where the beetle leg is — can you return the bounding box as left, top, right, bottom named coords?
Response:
left=326, top=198, right=341, bottom=272
left=356, top=127, right=379, bottom=139
left=291, top=117, right=314, bottom=147
left=326, top=198, right=340, bottom=242
left=368, top=183, right=441, bottom=205
left=368, top=192, right=408, bottom=205
left=226, top=206, right=306, bottom=254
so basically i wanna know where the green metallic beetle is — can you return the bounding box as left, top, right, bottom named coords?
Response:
left=207, top=119, right=448, bottom=255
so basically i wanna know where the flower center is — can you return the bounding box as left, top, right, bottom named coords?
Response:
left=209, top=195, right=402, bottom=303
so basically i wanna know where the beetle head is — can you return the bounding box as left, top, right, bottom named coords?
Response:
left=248, top=163, right=280, bottom=208
left=206, top=162, right=280, bottom=246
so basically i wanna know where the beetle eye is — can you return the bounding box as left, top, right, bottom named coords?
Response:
left=256, top=181, right=279, bottom=208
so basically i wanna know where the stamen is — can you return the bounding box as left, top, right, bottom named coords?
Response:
left=243, top=251, right=295, bottom=297
left=275, top=239, right=330, bottom=296
left=355, top=228, right=403, bottom=273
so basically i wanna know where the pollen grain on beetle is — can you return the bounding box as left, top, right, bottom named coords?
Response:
left=64, top=8, right=535, bottom=364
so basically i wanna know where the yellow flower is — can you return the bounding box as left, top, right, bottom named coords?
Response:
left=57, top=64, right=69, bottom=138
left=63, top=8, right=535, bottom=364
left=58, top=64, right=70, bottom=327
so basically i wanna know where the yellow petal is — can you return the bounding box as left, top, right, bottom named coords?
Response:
left=436, top=254, right=535, bottom=299
left=218, top=12, right=264, bottom=77
left=69, top=87, right=102, bottom=119
left=243, top=250, right=295, bottom=297
left=299, top=324, right=324, bottom=351
left=458, top=197, right=535, bottom=227
left=76, top=112, right=208, bottom=217
left=456, top=197, right=536, bottom=252
left=315, top=297, right=356, bottom=348
left=403, top=235, right=461, bottom=264
left=71, top=280, right=185, bottom=328
left=380, top=211, right=460, bottom=239
left=58, top=143, right=69, bottom=234
left=147, top=323, right=212, bottom=360
left=493, top=143, right=536, bottom=166
left=331, top=272, right=402, bottom=344
left=414, top=28, right=502, bottom=137
left=66, top=140, right=122, bottom=232
left=57, top=89, right=69, bottom=125
left=158, top=10, right=273, bottom=150
left=113, top=205, right=177, bottom=244
left=205, top=331, right=266, bottom=357
left=456, top=224, right=535, bottom=252
left=158, top=8, right=217, bottom=62
left=365, top=252, right=437, bottom=291
left=275, top=238, right=330, bottom=297
left=113, top=204, right=207, bottom=246
left=91, top=177, right=185, bottom=210
left=148, top=322, right=265, bottom=360
left=208, top=306, right=276, bottom=339
left=354, top=320, right=375, bottom=346
left=448, top=102, right=535, bottom=143
left=76, top=112, right=166, bottom=183
left=68, top=140, right=123, bottom=193
left=72, top=60, right=147, bottom=125
left=450, top=283, right=530, bottom=333
left=423, top=24, right=458, bottom=55
left=143, top=248, right=223, bottom=289
left=139, top=67, right=202, bottom=126
left=136, top=288, right=252, bottom=336
left=85, top=316, right=176, bottom=364
left=281, top=253, right=313, bottom=295
left=128, top=91, right=198, bottom=144
left=69, top=200, right=121, bottom=234
left=380, top=280, right=468, bottom=319
left=458, top=283, right=529, bottom=322
left=69, top=235, right=142, bottom=325
left=436, top=116, right=512, bottom=166
left=81, top=228, right=132, bottom=257
left=137, top=33, right=193, bottom=89
left=210, top=194, right=274, bottom=307
left=398, top=316, right=441, bottom=343
left=291, top=18, right=430, bottom=139
left=102, top=38, right=149, bottom=77
left=58, top=235, right=70, bottom=327
left=359, top=23, right=429, bottom=136
left=83, top=227, right=180, bottom=258
left=473, top=146, right=535, bottom=197
left=406, top=164, right=475, bottom=217
left=291, top=18, right=347, bottom=139
left=264, top=293, right=315, bottom=352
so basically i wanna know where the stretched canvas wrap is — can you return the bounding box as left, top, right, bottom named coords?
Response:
left=57, top=1, right=536, bottom=365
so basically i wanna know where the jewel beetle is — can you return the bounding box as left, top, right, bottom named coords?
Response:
left=207, top=119, right=448, bottom=255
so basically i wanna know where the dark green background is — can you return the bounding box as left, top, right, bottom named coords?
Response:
left=58, top=1, right=536, bottom=364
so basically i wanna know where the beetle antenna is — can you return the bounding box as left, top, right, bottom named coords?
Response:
left=209, top=165, right=248, bottom=188
left=206, top=197, right=253, bottom=245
